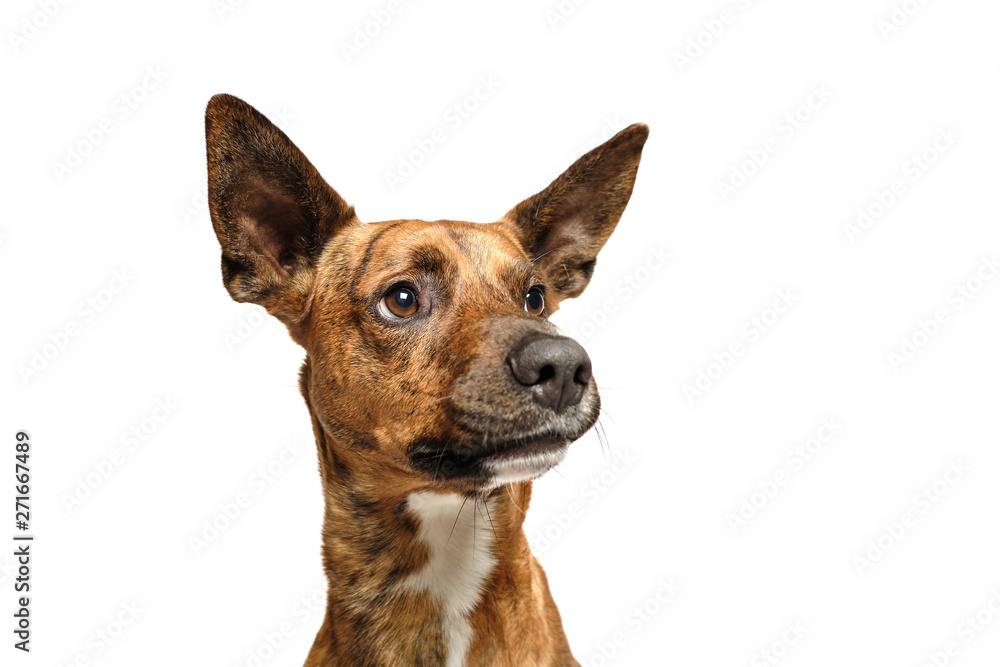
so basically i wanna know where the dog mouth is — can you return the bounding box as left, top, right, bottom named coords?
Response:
left=481, top=433, right=569, bottom=463
left=480, top=434, right=571, bottom=487
left=408, top=431, right=573, bottom=487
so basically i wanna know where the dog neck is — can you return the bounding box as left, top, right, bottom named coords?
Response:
left=299, top=363, right=576, bottom=667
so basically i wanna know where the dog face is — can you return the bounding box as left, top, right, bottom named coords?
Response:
left=205, top=94, right=647, bottom=494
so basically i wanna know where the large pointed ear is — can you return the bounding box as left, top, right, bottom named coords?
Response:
left=500, top=123, right=648, bottom=299
left=205, top=94, right=358, bottom=330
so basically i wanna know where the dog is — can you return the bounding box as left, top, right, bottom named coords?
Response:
left=205, top=94, right=647, bottom=666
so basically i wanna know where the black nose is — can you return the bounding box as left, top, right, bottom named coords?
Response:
left=507, top=334, right=593, bottom=412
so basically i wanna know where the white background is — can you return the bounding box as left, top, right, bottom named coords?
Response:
left=3, top=0, right=1000, bottom=665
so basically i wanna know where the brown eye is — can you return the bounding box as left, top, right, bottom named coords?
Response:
left=381, top=285, right=418, bottom=319
left=524, top=286, right=545, bottom=316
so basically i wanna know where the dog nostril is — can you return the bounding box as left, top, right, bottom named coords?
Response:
left=574, top=362, right=592, bottom=386
left=538, top=364, right=556, bottom=384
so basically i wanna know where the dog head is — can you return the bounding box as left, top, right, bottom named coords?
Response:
left=205, top=94, right=647, bottom=494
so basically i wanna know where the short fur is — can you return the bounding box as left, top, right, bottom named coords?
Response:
left=205, top=94, right=647, bottom=666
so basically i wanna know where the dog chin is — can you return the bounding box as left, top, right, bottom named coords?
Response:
left=482, top=440, right=570, bottom=488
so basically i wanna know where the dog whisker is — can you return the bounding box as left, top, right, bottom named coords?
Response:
left=505, top=483, right=525, bottom=515
left=431, top=440, right=449, bottom=482
left=447, top=496, right=469, bottom=545
left=601, top=421, right=612, bottom=457
left=482, top=499, right=504, bottom=565
left=599, top=406, right=618, bottom=425
left=594, top=417, right=610, bottom=461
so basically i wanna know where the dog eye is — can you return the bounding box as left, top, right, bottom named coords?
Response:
left=381, top=285, right=419, bottom=319
left=524, top=286, right=545, bottom=316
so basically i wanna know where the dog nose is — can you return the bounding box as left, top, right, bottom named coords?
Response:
left=507, top=334, right=593, bottom=412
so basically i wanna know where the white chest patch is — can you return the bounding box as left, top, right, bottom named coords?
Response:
left=399, top=491, right=497, bottom=667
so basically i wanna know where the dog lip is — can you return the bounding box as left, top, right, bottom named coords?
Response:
left=482, top=435, right=570, bottom=487
left=406, top=431, right=579, bottom=483
left=482, top=434, right=570, bottom=462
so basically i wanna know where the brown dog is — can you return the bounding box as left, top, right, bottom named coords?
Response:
left=205, top=94, right=647, bottom=666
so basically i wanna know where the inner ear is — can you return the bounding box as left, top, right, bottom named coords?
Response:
left=234, top=175, right=309, bottom=273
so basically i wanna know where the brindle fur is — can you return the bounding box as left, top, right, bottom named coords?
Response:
left=205, top=94, right=647, bottom=666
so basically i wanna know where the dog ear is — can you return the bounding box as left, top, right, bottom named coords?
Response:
left=501, top=123, right=648, bottom=299
left=205, top=94, right=358, bottom=330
